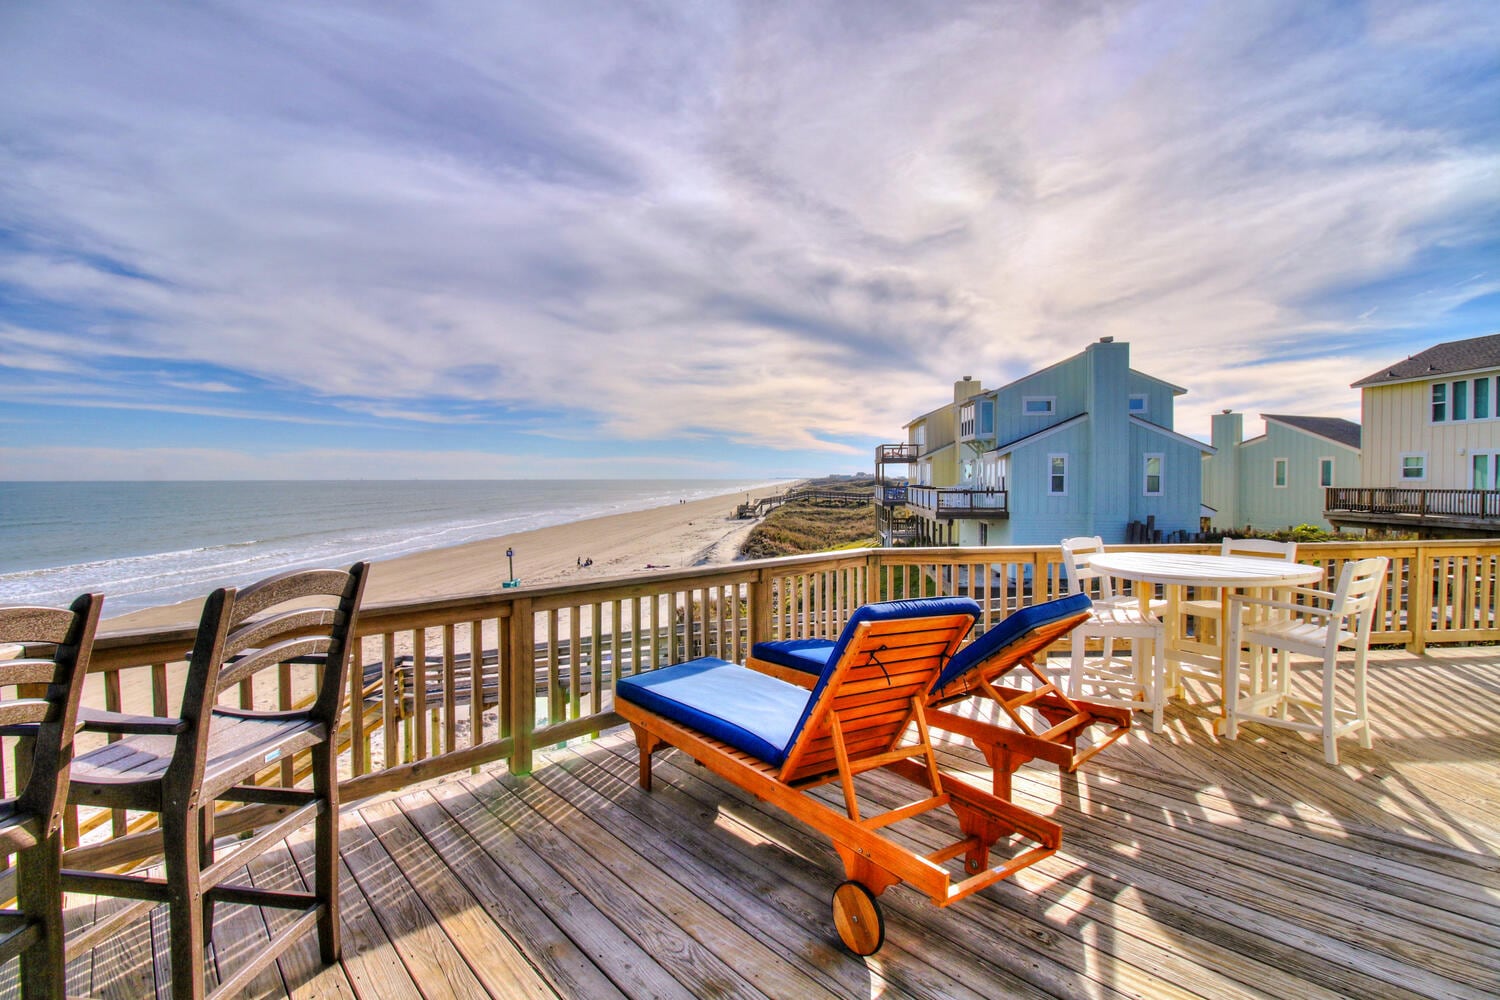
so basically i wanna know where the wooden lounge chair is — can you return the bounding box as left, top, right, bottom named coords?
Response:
left=63, top=563, right=368, bottom=999
left=616, top=597, right=1063, bottom=956
left=749, top=593, right=1132, bottom=800
left=0, top=593, right=103, bottom=1000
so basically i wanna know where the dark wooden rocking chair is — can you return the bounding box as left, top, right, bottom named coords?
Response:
left=63, top=563, right=368, bottom=998
left=0, top=592, right=103, bottom=999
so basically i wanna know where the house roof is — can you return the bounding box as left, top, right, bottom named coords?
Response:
left=1351, top=333, right=1500, bottom=388
left=1263, top=414, right=1361, bottom=450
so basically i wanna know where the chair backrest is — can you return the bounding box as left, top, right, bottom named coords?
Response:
left=1060, top=536, right=1115, bottom=601
left=172, top=563, right=369, bottom=788
left=931, top=593, right=1092, bottom=699
left=0, top=593, right=103, bottom=836
left=777, top=597, right=978, bottom=785
left=1331, top=556, right=1389, bottom=642
left=1221, top=538, right=1297, bottom=561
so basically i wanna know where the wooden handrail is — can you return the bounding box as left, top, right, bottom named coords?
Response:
left=41, top=538, right=1500, bottom=874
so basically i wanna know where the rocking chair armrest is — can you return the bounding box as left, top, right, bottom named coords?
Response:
left=77, top=706, right=190, bottom=735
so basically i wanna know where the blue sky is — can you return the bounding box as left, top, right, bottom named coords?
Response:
left=2, top=1, right=1497, bottom=480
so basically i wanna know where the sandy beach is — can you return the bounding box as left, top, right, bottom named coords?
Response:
left=103, top=481, right=799, bottom=632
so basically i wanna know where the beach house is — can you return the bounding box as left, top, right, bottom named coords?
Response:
left=877, top=338, right=1210, bottom=546
left=1201, top=411, right=1362, bottom=533
left=1326, top=332, right=1500, bottom=536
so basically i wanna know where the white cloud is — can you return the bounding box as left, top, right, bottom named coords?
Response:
left=1, top=0, right=1496, bottom=462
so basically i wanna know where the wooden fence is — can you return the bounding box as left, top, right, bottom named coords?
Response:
left=28, top=538, right=1500, bottom=876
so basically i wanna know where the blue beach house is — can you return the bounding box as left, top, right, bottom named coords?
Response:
left=878, top=338, right=1210, bottom=546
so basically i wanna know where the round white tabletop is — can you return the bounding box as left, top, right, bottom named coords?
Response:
left=1087, top=552, right=1322, bottom=589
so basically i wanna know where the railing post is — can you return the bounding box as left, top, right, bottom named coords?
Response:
left=748, top=569, right=771, bottom=650
left=508, top=596, right=536, bottom=776
left=1410, top=545, right=1431, bottom=654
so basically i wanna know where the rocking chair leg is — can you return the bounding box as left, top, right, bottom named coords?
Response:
left=16, top=829, right=66, bottom=1000
left=314, top=742, right=342, bottom=961
left=164, top=806, right=208, bottom=998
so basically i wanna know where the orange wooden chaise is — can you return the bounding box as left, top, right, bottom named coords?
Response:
left=748, top=592, right=1132, bottom=801
left=616, top=597, right=1063, bottom=955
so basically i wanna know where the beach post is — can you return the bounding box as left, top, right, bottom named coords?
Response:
left=503, top=546, right=521, bottom=588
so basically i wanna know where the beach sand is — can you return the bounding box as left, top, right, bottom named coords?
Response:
left=103, top=481, right=798, bottom=632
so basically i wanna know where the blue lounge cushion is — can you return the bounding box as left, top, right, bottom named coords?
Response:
left=616, top=657, right=809, bottom=766
left=931, top=592, right=1093, bottom=693
left=620, top=596, right=981, bottom=767
left=750, top=637, right=835, bottom=676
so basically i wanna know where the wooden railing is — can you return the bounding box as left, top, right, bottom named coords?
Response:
left=38, top=538, right=1500, bottom=873
left=906, top=485, right=1009, bottom=517
left=1326, top=486, right=1500, bottom=520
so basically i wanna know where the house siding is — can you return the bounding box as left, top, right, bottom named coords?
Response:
left=1362, top=379, right=1500, bottom=489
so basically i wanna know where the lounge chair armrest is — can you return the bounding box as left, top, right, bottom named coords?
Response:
left=77, top=707, right=189, bottom=735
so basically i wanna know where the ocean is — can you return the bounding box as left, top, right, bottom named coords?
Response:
left=0, top=479, right=777, bottom=616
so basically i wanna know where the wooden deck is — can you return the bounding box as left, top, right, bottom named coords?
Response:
left=39, top=646, right=1500, bottom=999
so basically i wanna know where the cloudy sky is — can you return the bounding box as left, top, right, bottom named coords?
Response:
left=2, top=1, right=1497, bottom=480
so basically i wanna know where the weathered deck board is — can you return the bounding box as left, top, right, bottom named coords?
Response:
left=12, top=646, right=1500, bottom=999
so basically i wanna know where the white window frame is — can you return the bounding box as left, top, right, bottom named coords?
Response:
left=1047, top=453, right=1069, bottom=496
left=1273, top=458, right=1288, bottom=489
left=1023, top=396, right=1056, bottom=417
left=1319, top=457, right=1334, bottom=488
left=1143, top=453, right=1163, bottom=496
left=1400, top=453, right=1427, bottom=482
left=1475, top=377, right=1492, bottom=421
left=1128, top=394, right=1149, bottom=415
left=1431, top=383, right=1447, bottom=423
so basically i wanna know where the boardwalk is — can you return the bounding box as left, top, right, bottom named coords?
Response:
left=45, top=646, right=1500, bottom=999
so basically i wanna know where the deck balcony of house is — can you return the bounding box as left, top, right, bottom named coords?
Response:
left=11, top=540, right=1499, bottom=999
left=1325, top=485, right=1500, bottom=537
left=874, top=442, right=921, bottom=465
left=906, top=484, right=1010, bottom=519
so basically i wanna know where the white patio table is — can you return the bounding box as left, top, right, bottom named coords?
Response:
left=1086, top=551, right=1323, bottom=728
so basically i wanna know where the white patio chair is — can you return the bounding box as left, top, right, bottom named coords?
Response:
left=1179, top=538, right=1298, bottom=643
left=1224, top=556, right=1388, bottom=764
left=1059, top=537, right=1167, bottom=733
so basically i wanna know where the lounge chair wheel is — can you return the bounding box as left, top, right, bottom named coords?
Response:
left=832, top=880, right=885, bottom=955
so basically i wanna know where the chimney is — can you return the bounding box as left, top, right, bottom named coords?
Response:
left=954, top=375, right=983, bottom=403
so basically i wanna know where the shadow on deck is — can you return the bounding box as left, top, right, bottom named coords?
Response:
left=36, top=647, right=1500, bottom=999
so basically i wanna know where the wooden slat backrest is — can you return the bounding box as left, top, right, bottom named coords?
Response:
left=778, top=612, right=972, bottom=785
left=1, top=594, right=103, bottom=826
left=170, top=563, right=369, bottom=794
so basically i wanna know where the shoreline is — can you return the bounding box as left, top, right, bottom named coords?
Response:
left=102, top=481, right=800, bottom=632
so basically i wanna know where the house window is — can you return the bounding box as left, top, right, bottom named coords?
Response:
left=1273, top=458, right=1288, bottom=488
left=1476, top=378, right=1491, bottom=420
left=1431, top=383, right=1447, bottom=422
left=1401, top=454, right=1426, bottom=481
left=1473, top=453, right=1499, bottom=490
left=1454, top=380, right=1469, bottom=421
left=1143, top=454, right=1163, bottom=496
left=1023, top=396, right=1055, bottom=416
left=1319, top=458, right=1334, bottom=488
left=1048, top=454, right=1068, bottom=495
left=912, top=424, right=926, bottom=448
left=1128, top=394, right=1148, bottom=415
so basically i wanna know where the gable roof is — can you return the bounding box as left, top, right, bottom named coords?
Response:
left=1352, top=333, right=1500, bottom=388
left=987, top=413, right=1088, bottom=458
left=1263, top=414, right=1361, bottom=450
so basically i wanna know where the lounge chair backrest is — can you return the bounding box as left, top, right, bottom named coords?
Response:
left=930, top=593, right=1092, bottom=699
left=778, top=597, right=978, bottom=785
